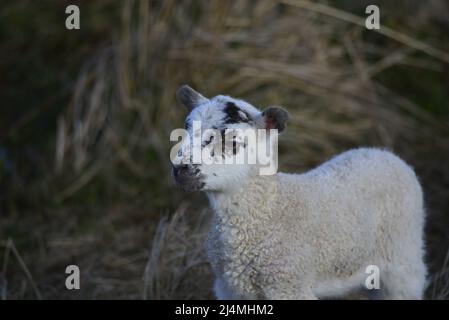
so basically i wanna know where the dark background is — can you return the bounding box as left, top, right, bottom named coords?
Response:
left=1, top=0, right=448, bottom=299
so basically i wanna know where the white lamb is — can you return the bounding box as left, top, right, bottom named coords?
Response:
left=172, top=85, right=427, bottom=300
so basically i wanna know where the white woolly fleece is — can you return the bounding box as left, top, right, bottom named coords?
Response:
left=205, top=148, right=427, bottom=300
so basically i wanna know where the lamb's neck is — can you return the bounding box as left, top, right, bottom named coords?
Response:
left=206, top=175, right=279, bottom=223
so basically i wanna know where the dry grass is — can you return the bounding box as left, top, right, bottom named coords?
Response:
left=1, top=0, right=449, bottom=299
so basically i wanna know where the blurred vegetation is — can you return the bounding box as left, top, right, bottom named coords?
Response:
left=0, top=0, right=448, bottom=299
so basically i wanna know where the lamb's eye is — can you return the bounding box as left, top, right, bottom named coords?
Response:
left=204, top=136, right=214, bottom=146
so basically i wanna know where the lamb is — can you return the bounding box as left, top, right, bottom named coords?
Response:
left=171, top=85, right=427, bottom=300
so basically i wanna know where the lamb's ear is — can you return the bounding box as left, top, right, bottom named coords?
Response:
left=260, top=106, right=290, bottom=132
left=176, top=85, right=208, bottom=111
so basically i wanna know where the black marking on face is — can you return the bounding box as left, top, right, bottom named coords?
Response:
left=202, top=135, right=214, bottom=147
left=220, top=129, right=226, bottom=159
left=220, top=129, right=239, bottom=157
left=224, top=102, right=251, bottom=124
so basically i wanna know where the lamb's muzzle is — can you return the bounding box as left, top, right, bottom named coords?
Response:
left=172, top=164, right=205, bottom=192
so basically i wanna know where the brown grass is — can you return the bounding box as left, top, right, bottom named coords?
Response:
left=1, top=0, right=449, bottom=299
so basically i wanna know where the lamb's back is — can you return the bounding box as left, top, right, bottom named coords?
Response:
left=278, top=147, right=420, bottom=210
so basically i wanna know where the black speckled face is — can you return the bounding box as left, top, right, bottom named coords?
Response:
left=173, top=86, right=289, bottom=192
left=174, top=95, right=262, bottom=192
left=223, top=102, right=252, bottom=125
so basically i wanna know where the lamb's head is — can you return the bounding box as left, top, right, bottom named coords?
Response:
left=171, top=85, right=289, bottom=192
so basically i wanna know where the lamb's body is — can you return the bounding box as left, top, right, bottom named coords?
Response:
left=206, top=148, right=426, bottom=299
left=173, top=86, right=426, bottom=299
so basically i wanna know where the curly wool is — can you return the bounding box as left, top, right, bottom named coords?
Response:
left=205, top=148, right=427, bottom=300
